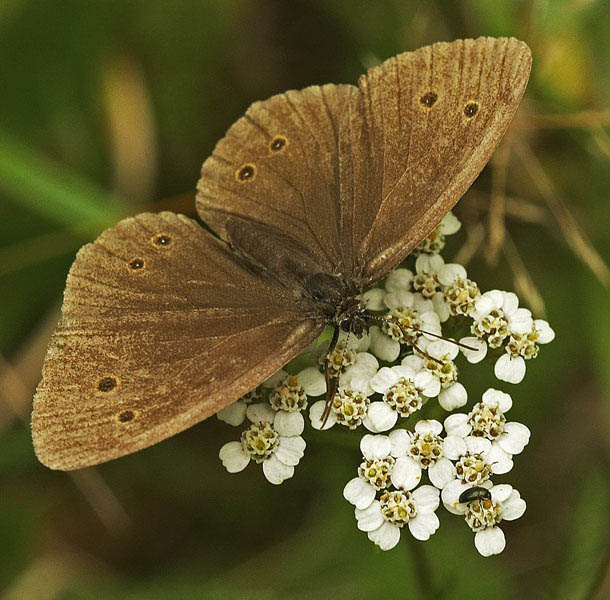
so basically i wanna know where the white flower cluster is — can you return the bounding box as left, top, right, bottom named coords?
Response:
left=217, top=212, right=553, bottom=557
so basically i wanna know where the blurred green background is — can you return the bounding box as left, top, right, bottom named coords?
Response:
left=1, top=1, right=609, bottom=598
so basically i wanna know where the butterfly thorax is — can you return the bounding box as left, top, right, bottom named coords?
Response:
left=304, top=272, right=369, bottom=336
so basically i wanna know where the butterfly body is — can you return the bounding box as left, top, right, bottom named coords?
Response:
left=32, top=37, right=532, bottom=470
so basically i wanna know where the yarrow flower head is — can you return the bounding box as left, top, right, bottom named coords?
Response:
left=216, top=211, right=553, bottom=557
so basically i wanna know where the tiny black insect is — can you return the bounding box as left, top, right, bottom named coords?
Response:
left=458, top=486, right=492, bottom=504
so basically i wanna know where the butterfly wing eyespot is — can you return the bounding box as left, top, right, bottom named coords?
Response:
left=117, top=410, right=135, bottom=423
left=269, top=135, right=288, bottom=153
left=98, top=376, right=117, bottom=393
left=419, top=92, right=438, bottom=108
left=32, top=212, right=322, bottom=470
left=464, top=102, right=479, bottom=118
left=128, top=258, right=145, bottom=270
left=235, top=163, right=257, bottom=182
left=153, top=234, right=172, bottom=246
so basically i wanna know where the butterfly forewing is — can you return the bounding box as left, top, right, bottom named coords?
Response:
left=196, top=83, right=358, bottom=275
left=32, top=212, right=323, bottom=470
left=354, top=37, right=531, bottom=283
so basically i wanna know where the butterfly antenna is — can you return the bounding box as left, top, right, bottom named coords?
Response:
left=369, top=314, right=477, bottom=352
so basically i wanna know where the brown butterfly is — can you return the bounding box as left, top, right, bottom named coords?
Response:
left=32, top=37, right=531, bottom=470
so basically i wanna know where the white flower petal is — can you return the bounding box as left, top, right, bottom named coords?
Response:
left=443, top=435, right=467, bottom=460
left=219, top=441, right=250, bottom=473
left=362, top=288, right=386, bottom=311
left=443, top=413, right=471, bottom=438
left=275, top=436, right=306, bottom=466
left=391, top=456, right=422, bottom=491
left=355, top=500, right=385, bottom=532
left=501, top=490, right=526, bottom=520
left=353, top=352, right=380, bottom=375
left=263, top=370, right=288, bottom=388
left=343, top=477, right=377, bottom=509
left=428, top=458, right=456, bottom=489
left=494, top=354, right=526, bottom=384
left=459, top=337, right=488, bottom=364
left=490, top=484, right=514, bottom=503
left=401, top=354, right=425, bottom=371
left=365, top=402, right=398, bottom=433
left=370, top=367, right=400, bottom=395
left=438, top=263, right=467, bottom=286
left=217, top=401, right=247, bottom=426
left=309, top=400, right=336, bottom=430
left=420, top=311, right=442, bottom=335
left=437, top=211, right=461, bottom=235
left=369, top=327, right=401, bottom=362
left=246, top=403, right=276, bottom=424
left=465, top=436, right=492, bottom=455
left=274, top=411, right=305, bottom=436
left=367, top=521, right=401, bottom=550
left=389, top=429, right=411, bottom=457
left=414, top=419, right=443, bottom=436
left=498, top=422, right=530, bottom=455
left=441, top=479, right=468, bottom=514
left=428, top=339, right=459, bottom=361
left=508, top=308, right=533, bottom=334
left=439, top=382, right=467, bottom=411
left=432, top=292, right=451, bottom=322
left=473, top=291, right=503, bottom=318
left=408, top=512, right=440, bottom=541
left=413, top=293, right=435, bottom=315
left=475, top=527, right=506, bottom=557
left=487, top=443, right=513, bottom=475
left=482, top=388, right=513, bottom=412
left=412, top=484, right=440, bottom=512
left=384, top=290, right=414, bottom=310
left=534, top=319, right=555, bottom=344
left=262, top=454, right=294, bottom=485
left=360, top=434, right=392, bottom=459
left=297, top=367, right=326, bottom=397
left=414, top=371, right=440, bottom=398
left=500, top=291, right=520, bottom=316
left=384, top=268, right=414, bottom=293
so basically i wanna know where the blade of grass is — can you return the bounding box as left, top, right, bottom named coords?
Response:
left=0, top=129, right=127, bottom=233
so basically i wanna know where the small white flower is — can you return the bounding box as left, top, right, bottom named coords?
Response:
left=413, top=254, right=444, bottom=298
left=444, top=389, right=530, bottom=474
left=498, top=319, right=556, bottom=384
left=354, top=485, right=441, bottom=550
left=440, top=265, right=480, bottom=318
left=344, top=434, right=395, bottom=509
left=443, top=483, right=526, bottom=557
left=415, top=340, right=465, bottom=409
left=218, top=403, right=305, bottom=485
left=388, top=420, right=462, bottom=490
left=364, top=365, right=440, bottom=432
left=413, top=212, right=460, bottom=255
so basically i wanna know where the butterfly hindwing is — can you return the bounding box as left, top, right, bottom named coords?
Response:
left=32, top=212, right=322, bottom=470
